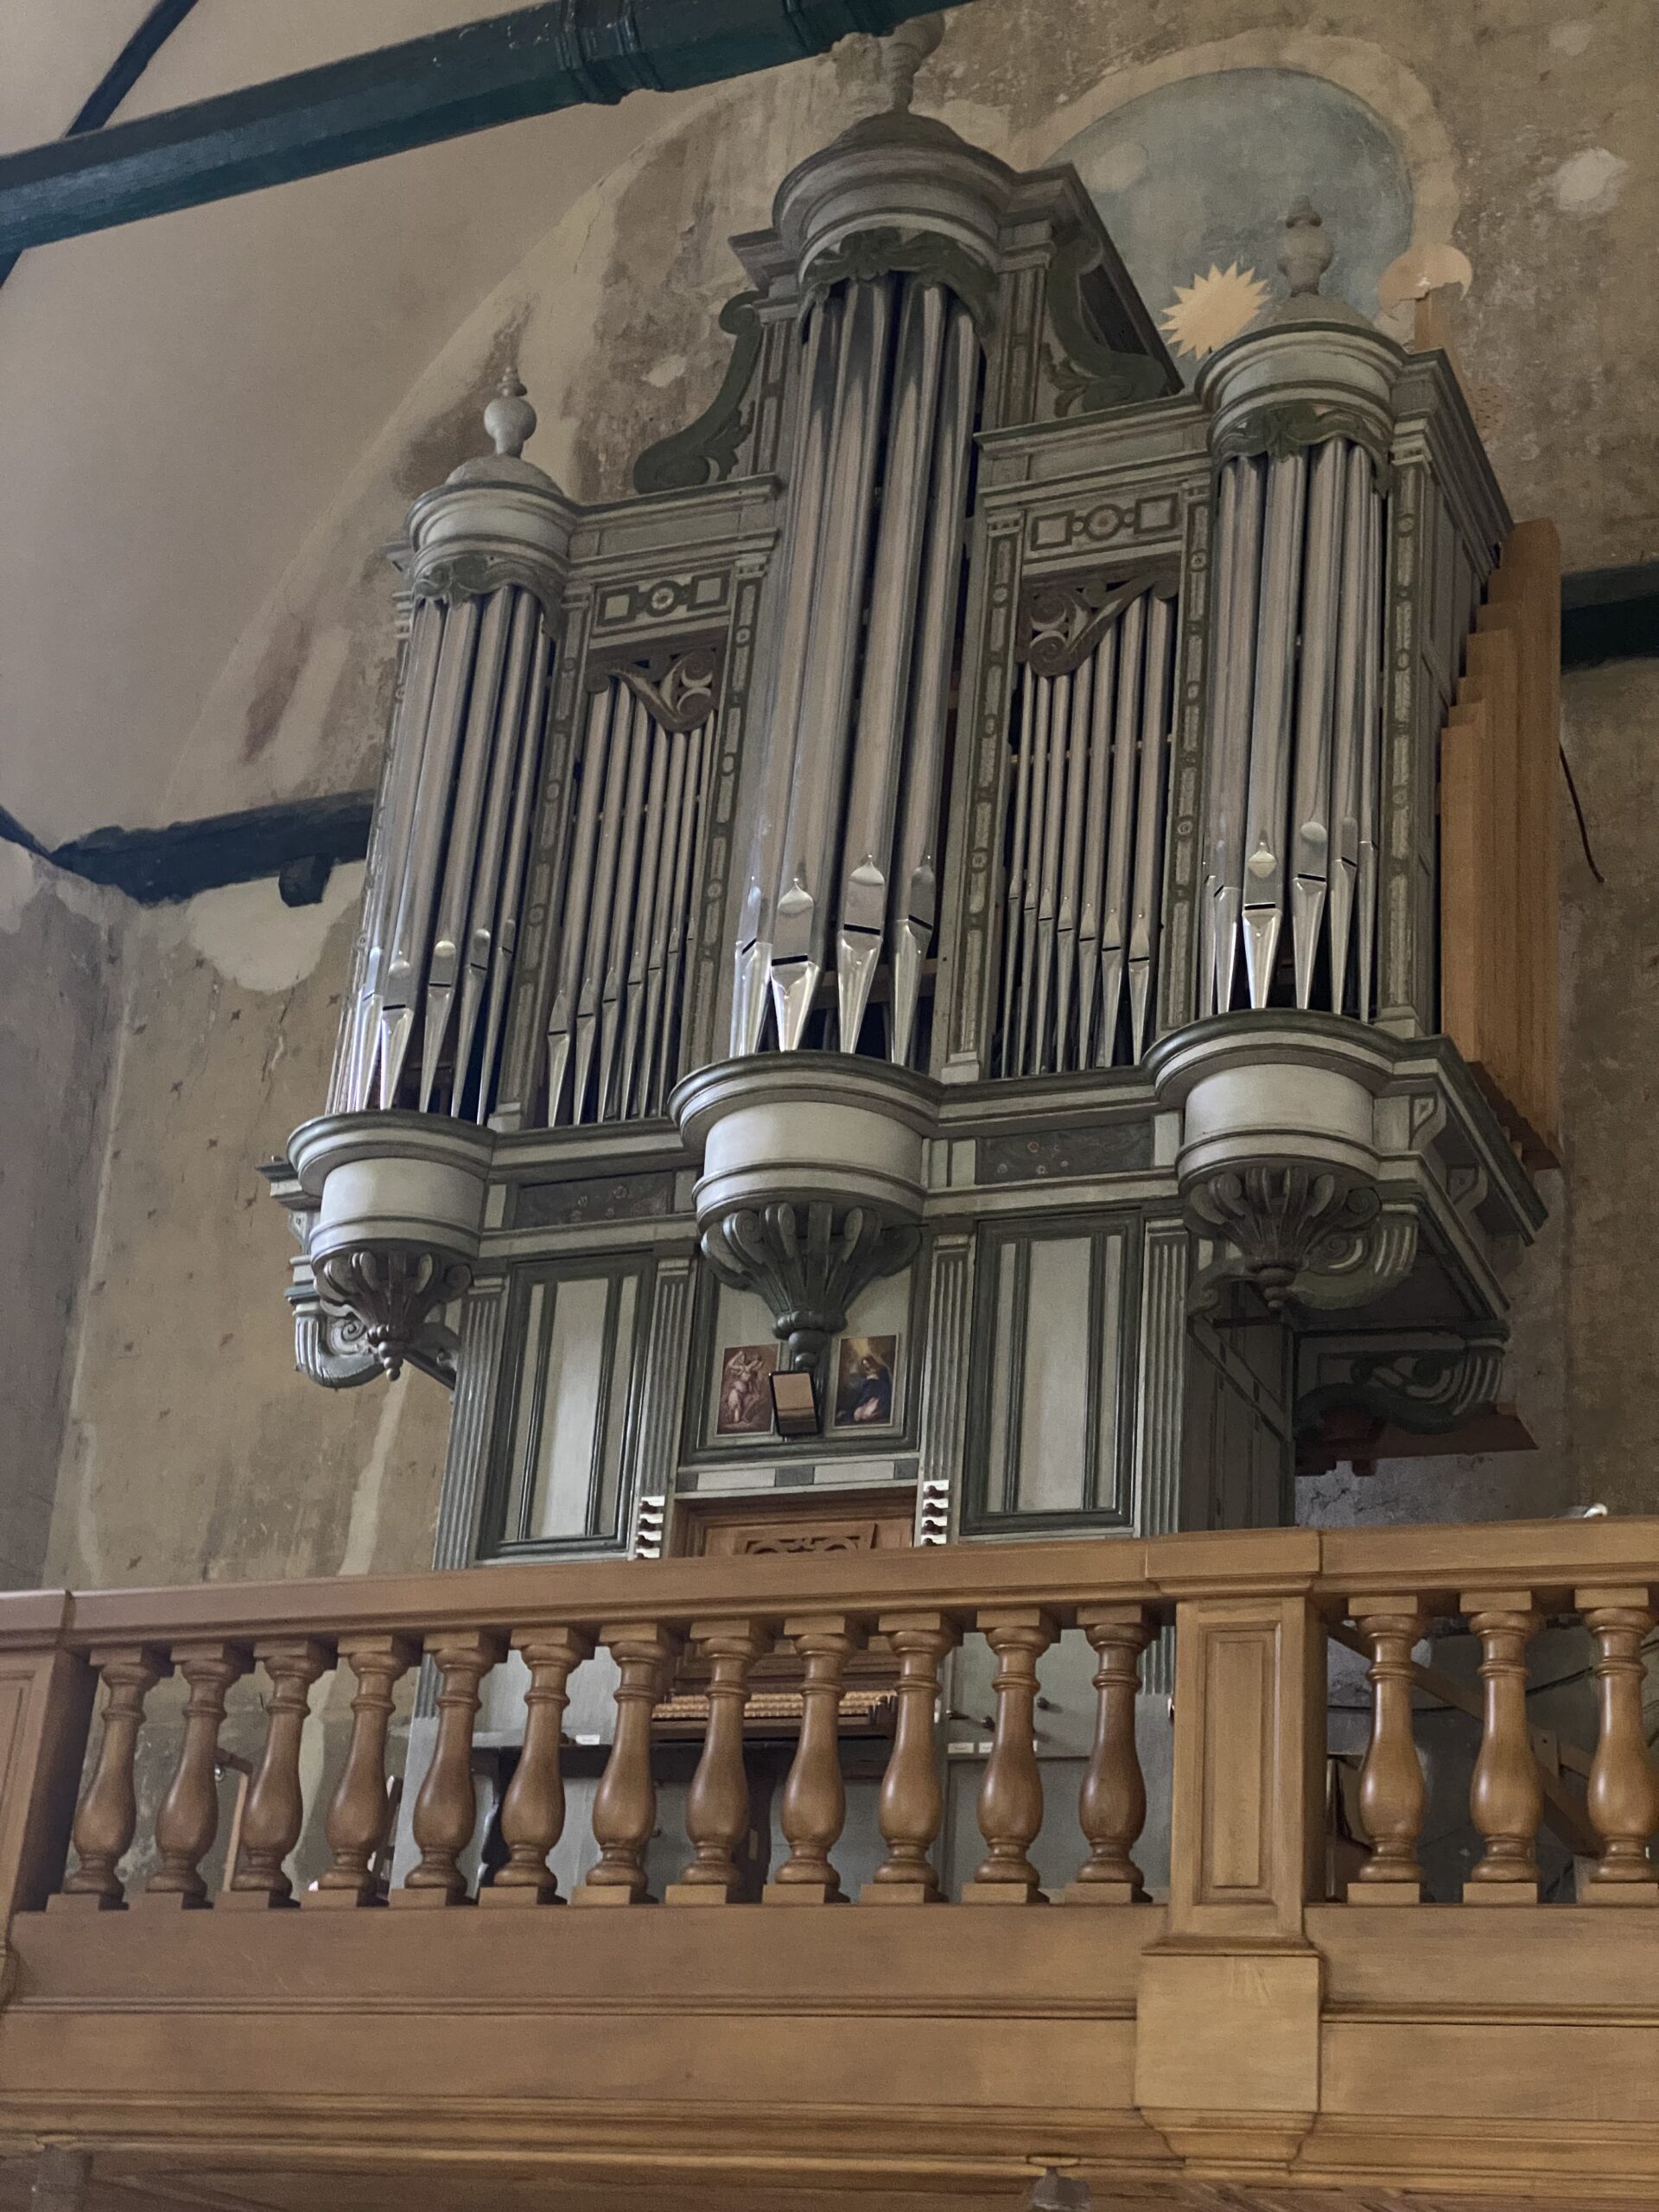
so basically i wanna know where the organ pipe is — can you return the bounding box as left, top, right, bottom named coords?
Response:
left=734, top=269, right=983, bottom=1063
left=343, top=577, right=556, bottom=1125
left=1203, top=435, right=1386, bottom=1021
left=999, top=584, right=1177, bottom=1076
left=547, top=675, right=713, bottom=1128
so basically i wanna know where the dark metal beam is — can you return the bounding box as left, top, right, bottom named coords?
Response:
left=0, top=0, right=202, bottom=292
left=0, top=0, right=968, bottom=258
left=1, top=792, right=373, bottom=907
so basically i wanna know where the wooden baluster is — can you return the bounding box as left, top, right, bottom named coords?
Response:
left=481, top=1625, right=594, bottom=1907
left=1347, top=1599, right=1429, bottom=1904
left=51, top=1645, right=168, bottom=1911
left=1461, top=1589, right=1541, bottom=1904
left=1577, top=1585, right=1659, bottom=1902
left=1065, top=1605, right=1152, bottom=1904
left=861, top=1611, right=959, bottom=1904
left=669, top=1618, right=772, bottom=1904
left=394, top=1629, right=505, bottom=1907
left=963, top=1607, right=1057, bottom=1904
left=222, top=1637, right=332, bottom=1909
left=575, top=1624, right=677, bottom=1906
left=766, top=1614, right=862, bottom=1904
left=141, top=1641, right=250, bottom=1907
left=308, top=1634, right=418, bottom=1908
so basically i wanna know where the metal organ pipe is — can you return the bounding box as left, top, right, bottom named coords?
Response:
left=342, top=581, right=556, bottom=1123
left=734, top=295, right=842, bottom=1056
left=1205, top=456, right=1265, bottom=1017
left=999, top=588, right=1177, bottom=1077
left=888, top=298, right=978, bottom=1068
left=836, top=280, right=946, bottom=1050
left=1202, top=436, right=1386, bottom=1022
left=336, top=593, right=442, bottom=1116
left=1240, top=451, right=1308, bottom=1011
left=772, top=275, right=896, bottom=1049
left=544, top=676, right=713, bottom=1128
left=734, top=273, right=983, bottom=1064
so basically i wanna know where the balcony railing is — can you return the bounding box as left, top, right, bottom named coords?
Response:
left=2, top=1520, right=1657, bottom=2203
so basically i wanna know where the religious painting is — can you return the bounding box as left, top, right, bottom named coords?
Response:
left=833, top=1334, right=899, bottom=1432
left=715, top=1343, right=776, bottom=1436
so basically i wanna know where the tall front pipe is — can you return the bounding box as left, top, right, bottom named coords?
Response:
left=770, top=275, right=896, bottom=1048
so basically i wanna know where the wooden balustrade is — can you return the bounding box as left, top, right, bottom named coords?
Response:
left=765, top=1613, right=861, bottom=1904
left=483, top=1625, right=593, bottom=1907
left=14, top=1519, right=1659, bottom=1929
left=308, top=1633, right=417, bottom=1908
left=1066, top=1604, right=1152, bottom=1903
left=863, top=1612, right=957, bottom=1905
left=143, top=1641, right=249, bottom=1907
left=52, top=1644, right=166, bottom=1910
left=1345, top=1599, right=1429, bottom=1904
left=225, top=1637, right=331, bottom=1909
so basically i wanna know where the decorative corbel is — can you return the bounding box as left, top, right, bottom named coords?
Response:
left=701, top=1198, right=918, bottom=1372
left=1294, top=1326, right=1509, bottom=1444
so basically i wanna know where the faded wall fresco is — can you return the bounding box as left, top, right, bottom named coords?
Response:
left=1056, top=68, right=1414, bottom=365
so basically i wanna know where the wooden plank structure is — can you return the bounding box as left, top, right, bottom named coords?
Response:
left=1, top=1521, right=1658, bottom=2207
left=1440, top=518, right=1562, bottom=1166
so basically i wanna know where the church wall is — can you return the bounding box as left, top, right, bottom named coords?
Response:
left=0, top=853, right=118, bottom=1589
left=39, top=871, right=450, bottom=1592
left=9, top=0, right=1656, bottom=1599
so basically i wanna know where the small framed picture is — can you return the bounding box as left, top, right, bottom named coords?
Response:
left=833, top=1334, right=899, bottom=1432
left=715, top=1343, right=777, bottom=1436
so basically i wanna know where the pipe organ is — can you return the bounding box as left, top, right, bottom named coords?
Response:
left=270, top=27, right=1556, bottom=1568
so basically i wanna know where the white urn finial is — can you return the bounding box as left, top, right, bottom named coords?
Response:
left=483, top=367, right=537, bottom=460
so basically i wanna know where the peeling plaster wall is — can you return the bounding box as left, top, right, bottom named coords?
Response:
left=9, top=0, right=1657, bottom=1599
left=42, top=870, right=450, bottom=1592
left=0, top=852, right=118, bottom=1587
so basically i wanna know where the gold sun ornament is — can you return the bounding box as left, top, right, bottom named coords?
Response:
left=1159, top=261, right=1272, bottom=361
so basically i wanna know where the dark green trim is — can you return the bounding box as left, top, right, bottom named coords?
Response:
left=0, top=791, right=373, bottom=907
left=0, top=0, right=202, bottom=294
left=0, top=0, right=976, bottom=257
